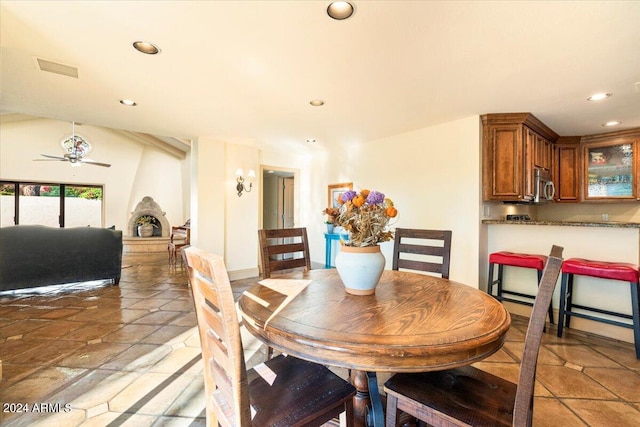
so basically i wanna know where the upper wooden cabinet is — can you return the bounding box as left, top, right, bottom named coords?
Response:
left=581, top=129, right=639, bottom=202
left=482, top=113, right=558, bottom=202
left=554, top=137, right=581, bottom=203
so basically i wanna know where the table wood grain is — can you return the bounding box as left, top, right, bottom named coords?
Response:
left=239, top=269, right=511, bottom=372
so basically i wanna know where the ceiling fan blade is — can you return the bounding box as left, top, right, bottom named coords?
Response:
left=80, top=159, right=111, bottom=167
left=39, top=154, right=68, bottom=160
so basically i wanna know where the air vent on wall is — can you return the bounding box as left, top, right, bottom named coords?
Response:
left=35, top=58, right=78, bottom=78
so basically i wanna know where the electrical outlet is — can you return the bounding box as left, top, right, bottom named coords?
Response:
left=602, top=213, right=609, bottom=221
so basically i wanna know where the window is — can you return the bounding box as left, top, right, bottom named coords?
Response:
left=0, top=181, right=103, bottom=227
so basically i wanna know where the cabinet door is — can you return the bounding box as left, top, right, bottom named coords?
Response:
left=555, top=143, right=580, bottom=202
left=523, top=127, right=535, bottom=199
left=538, top=135, right=552, bottom=170
left=583, top=139, right=637, bottom=201
left=483, top=124, right=526, bottom=200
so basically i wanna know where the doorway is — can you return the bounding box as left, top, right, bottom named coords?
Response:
left=261, top=167, right=295, bottom=230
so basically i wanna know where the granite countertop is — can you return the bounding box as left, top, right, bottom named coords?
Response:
left=482, top=219, right=640, bottom=228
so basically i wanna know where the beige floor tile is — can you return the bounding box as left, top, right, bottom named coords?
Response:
left=545, top=344, right=623, bottom=367
left=147, top=346, right=202, bottom=375
left=109, top=372, right=196, bottom=416
left=53, top=369, right=141, bottom=410
left=57, top=342, right=131, bottom=369
left=22, top=320, right=84, bottom=339
left=60, top=322, right=124, bottom=341
left=141, top=325, right=192, bottom=344
left=532, top=397, right=588, bottom=426
left=132, top=310, right=182, bottom=325
left=99, top=343, right=169, bottom=371
left=592, top=343, right=640, bottom=370
left=0, top=319, right=49, bottom=338
left=27, top=409, right=86, bottom=427
left=82, top=411, right=157, bottom=427
left=536, top=365, right=619, bottom=399
left=584, top=367, right=640, bottom=401
left=2, top=366, right=87, bottom=402
left=164, top=376, right=207, bottom=418
left=563, top=399, right=640, bottom=426
left=101, top=324, right=160, bottom=343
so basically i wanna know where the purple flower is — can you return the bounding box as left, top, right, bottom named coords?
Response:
left=366, top=191, right=385, bottom=205
left=341, top=191, right=357, bottom=202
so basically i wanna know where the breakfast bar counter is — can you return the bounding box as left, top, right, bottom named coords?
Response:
left=482, top=219, right=640, bottom=228
left=483, top=220, right=639, bottom=344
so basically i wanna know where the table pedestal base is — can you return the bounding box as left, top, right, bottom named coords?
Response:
left=350, top=370, right=384, bottom=427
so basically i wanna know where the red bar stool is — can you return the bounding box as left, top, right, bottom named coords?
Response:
left=488, top=251, right=554, bottom=325
left=558, top=258, right=640, bottom=359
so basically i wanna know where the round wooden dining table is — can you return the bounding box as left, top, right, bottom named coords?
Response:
left=238, top=268, right=511, bottom=426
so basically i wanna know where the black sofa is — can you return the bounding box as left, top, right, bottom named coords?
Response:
left=0, top=225, right=123, bottom=292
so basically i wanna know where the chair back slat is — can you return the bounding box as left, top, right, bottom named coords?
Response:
left=392, top=228, right=452, bottom=278
left=259, top=227, right=311, bottom=278
left=512, top=245, right=564, bottom=426
left=265, top=242, right=307, bottom=256
left=396, top=259, right=447, bottom=276
left=185, top=247, right=252, bottom=427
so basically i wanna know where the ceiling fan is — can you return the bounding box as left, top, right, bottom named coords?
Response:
left=33, top=122, right=111, bottom=167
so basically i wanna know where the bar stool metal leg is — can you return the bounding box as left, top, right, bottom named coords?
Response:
left=631, top=281, right=640, bottom=359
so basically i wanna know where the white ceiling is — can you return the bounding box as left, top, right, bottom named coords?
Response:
left=1, top=1, right=639, bottom=153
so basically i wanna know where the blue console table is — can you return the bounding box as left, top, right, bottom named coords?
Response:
left=324, top=233, right=348, bottom=268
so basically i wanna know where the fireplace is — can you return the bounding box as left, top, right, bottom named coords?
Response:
left=127, top=196, right=170, bottom=238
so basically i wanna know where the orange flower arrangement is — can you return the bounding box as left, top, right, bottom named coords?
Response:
left=335, top=189, right=397, bottom=247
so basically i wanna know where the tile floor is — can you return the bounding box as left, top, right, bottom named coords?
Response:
left=1, top=252, right=640, bottom=426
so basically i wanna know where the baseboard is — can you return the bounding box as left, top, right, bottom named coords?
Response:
left=228, top=267, right=259, bottom=281
left=503, top=301, right=634, bottom=344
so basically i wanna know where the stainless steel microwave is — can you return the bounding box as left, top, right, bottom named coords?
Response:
left=534, top=168, right=555, bottom=203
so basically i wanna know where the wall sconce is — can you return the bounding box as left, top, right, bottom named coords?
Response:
left=235, top=169, right=255, bottom=197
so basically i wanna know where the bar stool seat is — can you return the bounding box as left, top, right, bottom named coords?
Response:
left=488, top=251, right=553, bottom=325
left=561, top=259, right=639, bottom=283
left=558, top=258, right=640, bottom=359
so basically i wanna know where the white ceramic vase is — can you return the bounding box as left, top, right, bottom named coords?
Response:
left=138, top=224, right=154, bottom=237
left=335, top=245, right=385, bottom=295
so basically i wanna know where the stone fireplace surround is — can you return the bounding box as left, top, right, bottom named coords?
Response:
left=123, top=196, right=170, bottom=253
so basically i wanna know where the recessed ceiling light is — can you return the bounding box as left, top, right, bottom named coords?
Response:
left=602, top=120, right=621, bottom=127
left=587, top=92, right=612, bottom=101
left=309, top=100, right=325, bottom=106
left=119, top=99, right=137, bottom=106
left=132, top=41, right=161, bottom=55
left=327, top=1, right=355, bottom=20
left=306, top=139, right=317, bottom=143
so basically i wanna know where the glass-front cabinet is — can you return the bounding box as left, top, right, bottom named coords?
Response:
left=582, top=131, right=639, bottom=201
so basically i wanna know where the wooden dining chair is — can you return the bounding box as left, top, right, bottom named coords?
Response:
left=184, top=246, right=356, bottom=427
left=168, top=224, right=190, bottom=266
left=383, top=245, right=564, bottom=427
left=392, top=228, right=453, bottom=278
left=258, top=227, right=311, bottom=278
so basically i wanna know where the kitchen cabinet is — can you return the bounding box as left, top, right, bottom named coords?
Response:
left=581, top=129, right=639, bottom=202
left=482, top=113, right=558, bottom=202
left=554, top=137, right=580, bottom=203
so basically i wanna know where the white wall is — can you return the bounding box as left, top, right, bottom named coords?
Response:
left=334, top=116, right=483, bottom=287
left=0, top=117, right=187, bottom=231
